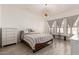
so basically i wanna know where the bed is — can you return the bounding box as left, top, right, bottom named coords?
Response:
left=20, top=31, right=53, bottom=53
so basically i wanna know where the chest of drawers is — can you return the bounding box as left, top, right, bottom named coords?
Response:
left=0, top=28, right=17, bottom=47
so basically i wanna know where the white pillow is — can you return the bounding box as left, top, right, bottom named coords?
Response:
left=24, top=29, right=29, bottom=33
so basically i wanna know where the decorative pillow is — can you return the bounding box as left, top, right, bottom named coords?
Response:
left=28, top=29, right=34, bottom=32
left=24, top=29, right=34, bottom=34
left=24, top=29, right=29, bottom=33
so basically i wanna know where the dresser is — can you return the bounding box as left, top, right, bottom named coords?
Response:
left=0, top=28, right=17, bottom=47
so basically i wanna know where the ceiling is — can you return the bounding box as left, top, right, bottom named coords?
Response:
left=6, top=4, right=79, bottom=17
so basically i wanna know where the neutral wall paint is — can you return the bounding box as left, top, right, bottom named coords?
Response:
left=0, top=5, right=2, bottom=27
left=1, top=5, right=45, bottom=33
left=1, top=5, right=79, bottom=33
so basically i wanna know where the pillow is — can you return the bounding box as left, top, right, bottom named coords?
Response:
left=23, top=28, right=41, bottom=35
left=28, top=29, right=34, bottom=32
left=24, top=29, right=29, bottom=33
left=24, top=29, right=34, bottom=34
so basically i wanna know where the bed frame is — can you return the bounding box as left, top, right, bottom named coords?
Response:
left=20, top=31, right=53, bottom=53
left=21, top=39, right=53, bottom=53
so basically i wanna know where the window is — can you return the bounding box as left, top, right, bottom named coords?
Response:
left=72, top=27, right=77, bottom=35
left=68, top=27, right=70, bottom=34
left=60, top=27, right=64, bottom=33
left=57, top=27, right=59, bottom=33
left=51, top=28, right=53, bottom=34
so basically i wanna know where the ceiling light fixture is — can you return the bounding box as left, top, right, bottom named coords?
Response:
left=44, top=4, right=48, bottom=17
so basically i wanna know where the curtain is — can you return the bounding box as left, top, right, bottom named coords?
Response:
left=56, top=18, right=63, bottom=28
left=48, top=20, right=55, bottom=28
left=53, top=21, right=57, bottom=34
left=66, top=15, right=78, bottom=27
left=76, top=16, right=79, bottom=27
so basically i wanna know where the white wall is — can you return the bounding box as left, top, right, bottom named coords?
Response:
left=1, top=5, right=79, bottom=33
left=0, top=5, right=2, bottom=27
left=1, top=5, right=45, bottom=33
left=43, top=20, right=50, bottom=33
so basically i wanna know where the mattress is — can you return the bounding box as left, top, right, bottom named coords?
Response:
left=23, top=33, right=53, bottom=50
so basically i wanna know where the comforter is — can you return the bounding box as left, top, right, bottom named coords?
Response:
left=23, top=33, right=53, bottom=50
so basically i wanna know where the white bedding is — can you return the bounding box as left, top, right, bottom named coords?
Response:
left=23, top=33, right=53, bottom=50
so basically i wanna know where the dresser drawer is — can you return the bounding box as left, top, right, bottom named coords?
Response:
left=6, top=28, right=17, bottom=31
left=6, top=37, right=17, bottom=40
left=6, top=33, right=17, bottom=37
left=2, top=41, right=7, bottom=46
left=2, top=37, right=7, bottom=42
left=2, top=32, right=7, bottom=37
left=6, top=39, right=17, bottom=45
